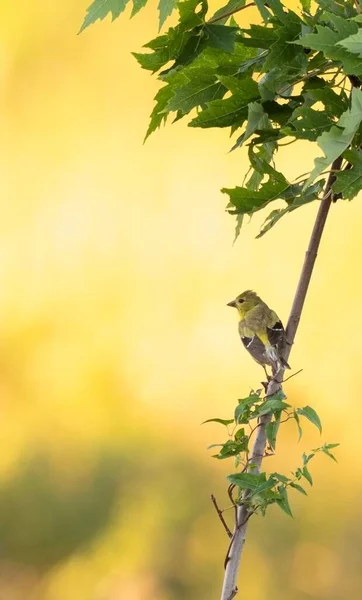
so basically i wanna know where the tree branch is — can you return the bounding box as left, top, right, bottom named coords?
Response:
left=220, top=155, right=343, bottom=600
left=207, top=2, right=254, bottom=24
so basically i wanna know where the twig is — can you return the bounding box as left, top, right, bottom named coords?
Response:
left=207, top=2, right=254, bottom=24
left=211, top=494, right=233, bottom=539
left=220, top=155, right=344, bottom=600
left=282, top=368, right=303, bottom=383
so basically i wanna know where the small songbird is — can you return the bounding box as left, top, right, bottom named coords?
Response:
left=227, top=290, right=290, bottom=374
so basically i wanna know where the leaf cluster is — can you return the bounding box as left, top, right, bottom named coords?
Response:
left=204, top=389, right=338, bottom=518
left=81, top=0, right=362, bottom=237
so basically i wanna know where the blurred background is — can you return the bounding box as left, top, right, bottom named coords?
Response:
left=0, top=0, right=361, bottom=598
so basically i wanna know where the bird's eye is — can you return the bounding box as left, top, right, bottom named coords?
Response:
left=238, top=299, right=244, bottom=304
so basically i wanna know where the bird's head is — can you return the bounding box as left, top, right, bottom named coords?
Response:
left=227, top=290, right=261, bottom=316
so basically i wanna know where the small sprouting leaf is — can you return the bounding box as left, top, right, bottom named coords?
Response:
left=320, top=443, right=340, bottom=462
left=297, top=406, right=322, bottom=434
left=290, top=482, right=307, bottom=495
left=79, top=0, right=129, bottom=33
left=322, top=448, right=338, bottom=462
left=293, top=410, right=303, bottom=441
left=202, top=418, right=235, bottom=426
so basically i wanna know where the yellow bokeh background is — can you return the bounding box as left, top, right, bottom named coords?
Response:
left=0, top=1, right=361, bottom=598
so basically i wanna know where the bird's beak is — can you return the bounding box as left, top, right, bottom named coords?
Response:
left=227, top=299, right=237, bottom=308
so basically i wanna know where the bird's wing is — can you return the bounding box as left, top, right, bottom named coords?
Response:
left=266, top=319, right=285, bottom=347
left=241, top=334, right=271, bottom=367
left=266, top=319, right=291, bottom=369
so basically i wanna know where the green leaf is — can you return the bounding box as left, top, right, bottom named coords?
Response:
left=306, top=87, right=348, bottom=119
left=319, top=442, right=340, bottom=462
left=294, top=24, right=362, bottom=75
left=322, top=448, right=338, bottom=462
left=256, top=180, right=325, bottom=237
left=300, top=0, right=311, bottom=12
left=234, top=392, right=261, bottom=423
left=293, top=410, right=303, bottom=441
left=333, top=149, right=362, bottom=200
left=271, top=472, right=290, bottom=484
left=285, top=106, right=333, bottom=141
left=257, top=397, right=290, bottom=417
left=266, top=416, right=280, bottom=451
left=227, top=472, right=264, bottom=490
left=297, top=406, right=322, bottom=434
left=276, top=486, right=293, bottom=517
left=223, top=169, right=290, bottom=217
left=263, top=17, right=304, bottom=72
left=158, top=0, right=177, bottom=29
left=304, top=88, right=362, bottom=189
left=145, top=84, right=174, bottom=140
left=236, top=102, right=266, bottom=145
left=290, top=482, right=307, bottom=495
left=213, top=439, right=247, bottom=459
left=131, top=0, right=148, bottom=16
left=166, top=72, right=226, bottom=114
left=79, top=0, right=129, bottom=33
left=202, top=417, right=235, bottom=426
left=241, top=24, right=277, bottom=49
left=210, top=0, right=246, bottom=23
left=351, top=15, right=362, bottom=23
left=253, top=0, right=271, bottom=22
left=132, top=49, right=171, bottom=72
left=250, top=475, right=278, bottom=496
left=189, top=76, right=259, bottom=128
left=302, top=465, right=313, bottom=485
left=235, top=427, right=247, bottom=440
left=323, top=12, right=358, bottom=38
left=204, top=25, right=239, bottom=53
left=266, top=0, right=286, bottom=22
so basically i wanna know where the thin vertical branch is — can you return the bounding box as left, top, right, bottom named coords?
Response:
left=220, top=155, right=343, bottom=600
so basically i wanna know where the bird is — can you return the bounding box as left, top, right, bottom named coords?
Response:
left=227, top=290, right=290, bottom=375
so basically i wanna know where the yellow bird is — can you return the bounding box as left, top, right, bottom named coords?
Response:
left=227, top=290, right=290, bottom=374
